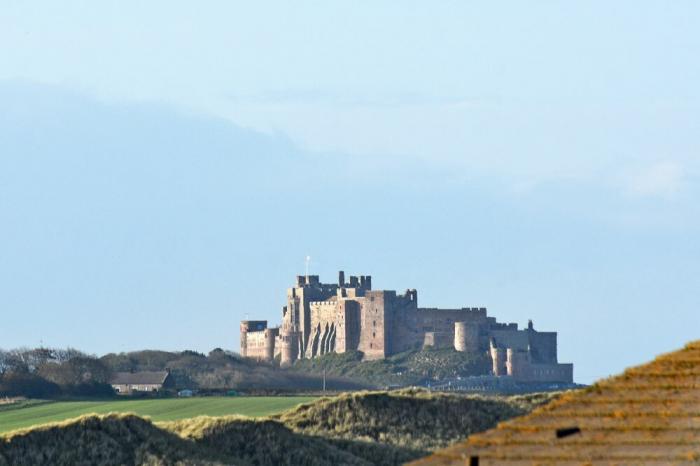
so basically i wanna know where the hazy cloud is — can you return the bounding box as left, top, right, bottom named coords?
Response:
left=226, top=89, right=478, bottom=108
left=626, top=161, right=686, bottom=200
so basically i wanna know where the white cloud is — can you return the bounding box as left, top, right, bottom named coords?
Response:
left=626, top=161, right=685, bottom=199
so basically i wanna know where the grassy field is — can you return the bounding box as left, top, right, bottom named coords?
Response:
left=0, top=396, right=315, bottom=434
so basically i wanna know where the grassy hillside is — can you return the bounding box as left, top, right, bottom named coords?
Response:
left=278, top=388, right=558, bottom=453
left=168, top=416, right=370, bottom=466
left=0, top=396, right=314, bottom=434
left=0, top=414, right=222, bottom=466
left=0, top=412, right=375, bottom=466
left=290, top=348, right=491, bottom=386
left=0, top=389, right=562, bottom=465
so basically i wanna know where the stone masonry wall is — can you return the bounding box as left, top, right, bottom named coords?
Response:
left=306, top=299, right=342, bottom=358
left=243, top=330, right=269, bottom=360
left=359, top=290, right=389, bottom=360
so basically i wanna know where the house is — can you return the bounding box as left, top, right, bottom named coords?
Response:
left=110, top=371, right=173, bottom=395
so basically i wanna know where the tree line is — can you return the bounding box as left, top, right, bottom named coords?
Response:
left=0, top=347, right=113, bottom=398
left=1, top=347, right=361, bottom=398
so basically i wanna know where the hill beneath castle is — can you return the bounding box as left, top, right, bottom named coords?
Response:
left=288, top=347, right=492, bottom=387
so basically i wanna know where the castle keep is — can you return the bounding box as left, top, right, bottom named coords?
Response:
left=240, top=272, right=573, bottom=383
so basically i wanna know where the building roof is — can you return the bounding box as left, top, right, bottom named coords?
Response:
left=411, top=340, right=700, bottom=466
left=110, top=371, right=170, bottom=385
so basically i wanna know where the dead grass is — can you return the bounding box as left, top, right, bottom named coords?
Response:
left=412, top=340, right=700, bottom=465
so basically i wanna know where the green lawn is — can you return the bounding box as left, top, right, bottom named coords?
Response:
left=0, top=396, right=316, bottom=434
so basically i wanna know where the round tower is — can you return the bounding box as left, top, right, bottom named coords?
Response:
left=264, top=329, right=277, bottom=361
left=279, top=331, right=298, bottom=367
left=454, top=322, right=479, bottom=353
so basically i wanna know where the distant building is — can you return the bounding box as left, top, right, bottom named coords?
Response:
left=110, top=371, right=173, bottom=394
left=241, top=271, right=573, bottom=383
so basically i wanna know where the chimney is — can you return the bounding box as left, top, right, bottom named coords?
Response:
left=338, top=270, right=345, bottom=287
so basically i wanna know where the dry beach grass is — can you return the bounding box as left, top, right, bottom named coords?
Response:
left=411, top=341, right=700, bottom=466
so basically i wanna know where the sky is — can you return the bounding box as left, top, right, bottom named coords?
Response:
left=1, top=1, right=699, bottom=383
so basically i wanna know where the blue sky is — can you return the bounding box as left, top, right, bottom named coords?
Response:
left=1, top=2, right=699, bottom=383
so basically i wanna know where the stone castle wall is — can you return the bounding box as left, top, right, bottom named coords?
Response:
left=527, top=331, right=558, bottom=364
left=240, top=271, right=574, bottom=383
left=506, top=348, right=573, bottom=382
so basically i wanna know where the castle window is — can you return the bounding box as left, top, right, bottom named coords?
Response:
left=373, top=320, right=376, bottom=327
left=373, top=332, right=376, bottom=338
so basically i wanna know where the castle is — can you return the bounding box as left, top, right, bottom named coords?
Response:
left=240, top=272, right=573, bottom=383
